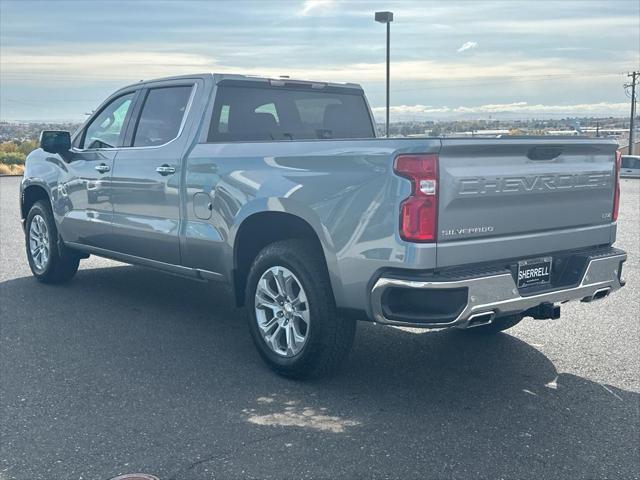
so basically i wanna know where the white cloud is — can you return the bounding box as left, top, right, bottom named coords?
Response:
left=297, top=0, right=335, bottom=16
left=2, top=49, right=633, bottom=121
left=371, top=101, right=630, bottom=120
left=1, top=50, right=631, bottom=86
left=0, top=51, right=215, bottom=82
left=477, top=16, right=638, bottom=33
left=457, top=41, right=478, bottom=53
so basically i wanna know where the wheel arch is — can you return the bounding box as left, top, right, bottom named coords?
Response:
left=21, top=183, right=51, bottom=221
left=231, top=210, right=339, bottom=307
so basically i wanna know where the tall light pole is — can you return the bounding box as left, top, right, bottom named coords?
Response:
left=375, top=11, right=393, bottom=137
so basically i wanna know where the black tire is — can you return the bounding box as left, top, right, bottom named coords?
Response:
left=25, top=200, right=80, bottom=283
left=245, top=239, right=356, bottom=379
left=465, top=314, right=523, bottom=334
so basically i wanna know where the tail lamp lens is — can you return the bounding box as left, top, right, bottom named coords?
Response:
left=394, top=154, right=439, bottom=242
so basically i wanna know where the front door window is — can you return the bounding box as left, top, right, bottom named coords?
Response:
left=82, top=93, right=135, bottom=149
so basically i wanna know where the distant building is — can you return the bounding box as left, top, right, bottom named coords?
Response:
left=582, top=128, right=628, bottom=136
left=546, top=130, right=580, bottom=136
left=448, top=129, right=511, bottom=137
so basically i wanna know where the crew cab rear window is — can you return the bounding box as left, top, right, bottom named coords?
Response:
left=208, top=84, right=375, bottom=142
left=132, top=85, right=193, bottom=147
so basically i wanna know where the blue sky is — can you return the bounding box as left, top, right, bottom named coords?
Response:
left=1, top=0, right=638, bottom=121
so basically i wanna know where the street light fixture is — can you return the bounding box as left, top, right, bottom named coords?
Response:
left=375, top=11, right=393, bottom=138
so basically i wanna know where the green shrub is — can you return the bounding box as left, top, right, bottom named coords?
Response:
left=0, top=141, right=18, bottom=153
left=18, top=140, right=38, bottom=156
left=0, top=151, right=26, bottom=166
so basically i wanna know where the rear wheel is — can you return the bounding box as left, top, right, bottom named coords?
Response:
left=25, top=201, right=80, bottom=283
left=245, top=239, right=356, bottom=379
left=465, top=314, right=523, bottom=334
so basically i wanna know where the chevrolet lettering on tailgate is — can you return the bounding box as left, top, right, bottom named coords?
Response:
left=458, top=172, right=612, bottom=195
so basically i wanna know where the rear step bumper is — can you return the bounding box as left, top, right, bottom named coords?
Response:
left=370, top=249, right=626, bottom=329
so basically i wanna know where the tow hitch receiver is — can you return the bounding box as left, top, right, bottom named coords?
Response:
left=526, top=302, right=561, bottom=320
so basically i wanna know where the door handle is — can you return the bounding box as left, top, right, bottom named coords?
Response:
left=156, top=164, right=176, bottom=176
left=94, top=163, right=110, bottom=173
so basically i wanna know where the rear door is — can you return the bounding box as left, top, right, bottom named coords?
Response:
left=436, top=138, right=618, bottom=267
left=109, top=80, right=198, bottom=264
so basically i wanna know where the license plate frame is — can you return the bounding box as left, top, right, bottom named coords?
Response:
left=517, top=256, right=552, bottom=289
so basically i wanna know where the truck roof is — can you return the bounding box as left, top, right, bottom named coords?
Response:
left=120, top=72, right=363, bottom=91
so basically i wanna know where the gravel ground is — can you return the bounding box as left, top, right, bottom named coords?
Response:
left=1, top=176, right=638, bottom=480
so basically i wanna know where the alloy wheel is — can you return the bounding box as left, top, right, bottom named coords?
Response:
left=254, top=266, right=310, bottom=357
left=29, top=214, right=50, bottom=273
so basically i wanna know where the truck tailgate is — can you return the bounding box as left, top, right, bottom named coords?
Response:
left=436, top=138, right=618, bottom=267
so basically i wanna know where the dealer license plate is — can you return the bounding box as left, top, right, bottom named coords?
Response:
left=517, top=257, right=552, bottom=288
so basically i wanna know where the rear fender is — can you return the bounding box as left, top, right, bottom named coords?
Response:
left=230, top=197, right=343, bottom=304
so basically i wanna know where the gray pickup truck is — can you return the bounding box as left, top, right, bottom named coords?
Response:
left=21, top=73, right=627, bottom=378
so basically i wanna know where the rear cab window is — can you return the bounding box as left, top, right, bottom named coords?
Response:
left=208, top=82, right=375, bottom=142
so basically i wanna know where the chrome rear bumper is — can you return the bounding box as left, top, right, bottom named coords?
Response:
left=370, top=250, right=626, bottom=329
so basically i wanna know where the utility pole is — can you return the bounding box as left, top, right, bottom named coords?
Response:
left=626, top=71, right=638, bottom=155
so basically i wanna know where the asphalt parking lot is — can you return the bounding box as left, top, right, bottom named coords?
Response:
left=1, top=175, right=638, bottom=480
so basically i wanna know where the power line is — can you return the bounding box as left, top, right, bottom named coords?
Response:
left=624, top=71, right=638, bottom=154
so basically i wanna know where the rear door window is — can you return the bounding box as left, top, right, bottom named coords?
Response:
left=132, top=85, right=193, bottom=147
left=208, top=84, right=374, bottom=142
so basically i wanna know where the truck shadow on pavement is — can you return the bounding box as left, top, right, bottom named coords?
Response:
left=1, top=264, right=638, bottom=479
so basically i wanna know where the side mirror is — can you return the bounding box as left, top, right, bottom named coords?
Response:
left=40, top=130, right=71, bottom=154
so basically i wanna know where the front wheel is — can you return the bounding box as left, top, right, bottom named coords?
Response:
left=245, top=239, right=356, bottom=379
left=25, top=200, right=80, bottom=283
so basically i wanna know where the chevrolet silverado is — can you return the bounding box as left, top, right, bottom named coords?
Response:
left=21, top=73, right=627, bottom=377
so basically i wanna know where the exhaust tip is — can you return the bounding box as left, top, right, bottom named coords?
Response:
left=582, top=287, right=611, bottom=303
left=592, top=287, right=611, bottom=301
left=467, top=311, right=495, bottom=328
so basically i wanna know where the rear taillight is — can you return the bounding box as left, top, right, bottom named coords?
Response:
left=613, top=150, right=621, bottom=221
left=394, top=154, right=438, bottom=242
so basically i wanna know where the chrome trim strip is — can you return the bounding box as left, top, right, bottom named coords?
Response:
left=65, top=241, right=224, bottom=282
left=370, top=253, right=626, bottom=329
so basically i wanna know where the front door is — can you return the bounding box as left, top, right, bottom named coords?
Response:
left=60, top=91, right=137, bottom=248
left=109, top=83, right=196, bottom=265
